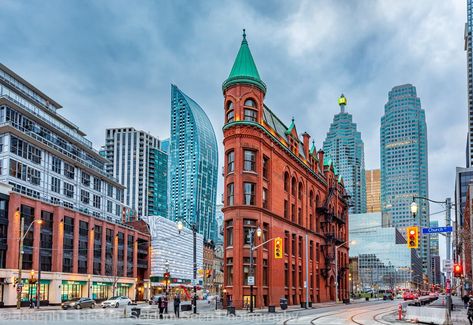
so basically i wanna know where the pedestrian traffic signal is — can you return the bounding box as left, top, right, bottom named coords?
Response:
left=406, top=226, right=418, bottom=249
left=163, top=272, right=170, bottom=280
left=453, top=263, right=463, bottom=277
left=274, top=237, right=283, bottom=259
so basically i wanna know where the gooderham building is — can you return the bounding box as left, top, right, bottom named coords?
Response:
left=222, top=31, right=350, bottom=308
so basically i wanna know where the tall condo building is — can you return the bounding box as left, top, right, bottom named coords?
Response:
left=0, top=64, right=151, bottom=306
left=168, top=85, right=218, bottom=242
left=466, top=0, right=473, bottom=167
left=366, top=169, right=381, bottom=213
left=323, top=95, right=366, bottom=214
left=104, top=128, right=168, bottom=218
left=380, top=84, right=430, bottom=274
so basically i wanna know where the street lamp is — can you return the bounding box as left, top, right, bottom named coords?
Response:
left=410, top=201, right=418, bottom=219
left=248, top=226, right=262, bottom=313
left=335, top=240, right=355, bottom=303
left=176, top=219, right=198, bottom=314
left=16, top=212, right=42, bottom=310
left=164, top=260, right=170, bottom=296
left=411, top=195, right=452, bottom=325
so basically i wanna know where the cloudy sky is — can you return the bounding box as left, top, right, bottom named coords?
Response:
left=0, top=0, right=466, bottom=247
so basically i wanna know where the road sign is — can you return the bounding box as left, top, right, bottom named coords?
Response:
left=421, top=226, right=453, bottom=234
left=16, top=287, right=21, bottom=293
left=443, top=259, right=452, bottom=273
left=17, top=283, right=23, bottom=288
left=248, top=276, right=255, bottom=286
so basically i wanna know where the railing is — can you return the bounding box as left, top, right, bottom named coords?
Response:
left=0, top=120, right=120, bottom=183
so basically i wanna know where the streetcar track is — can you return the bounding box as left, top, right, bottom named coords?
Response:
left=349, top=305, right=397, bottom=325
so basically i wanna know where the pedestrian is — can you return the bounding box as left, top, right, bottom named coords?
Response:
left=464, top=294, right=471, bottom=309
left=174, top=294, right=181, bottom=318
left=164, top=294, right=168, bottom=314
left=468, top=300, right=473, bottom=325
left=158, top=296, right=164, bottom=319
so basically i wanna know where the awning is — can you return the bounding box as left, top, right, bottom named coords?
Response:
left=62, top=280, right=86, bottom=285
left=22, top=279, right=51, bottom=284
left=117, top=283, right=133, bottom=287
left=92, top=281, right=113, bottom=287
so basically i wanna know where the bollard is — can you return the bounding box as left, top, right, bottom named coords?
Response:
left=398, top=303, right=402, bottom=320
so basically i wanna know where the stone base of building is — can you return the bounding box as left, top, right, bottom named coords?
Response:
left=0, top=268, right=150, bottom=307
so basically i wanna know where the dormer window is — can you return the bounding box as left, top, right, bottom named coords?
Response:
left=226, top=101, right=234, bottom=123
left=244, top=99, right=257, bottom=122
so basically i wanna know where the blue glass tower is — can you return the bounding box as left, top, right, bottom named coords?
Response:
left=323, top=95, right=366, bottom=214
left=168, top=85, right=219, bottom=242
left=380, top=84, right=430, bottom=274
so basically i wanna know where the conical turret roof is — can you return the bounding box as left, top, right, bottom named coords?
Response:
left=222, top=29, right=266, bottom=94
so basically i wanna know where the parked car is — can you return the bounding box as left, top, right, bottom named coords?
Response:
left=62, top=297, right=96, bottom=309
left=395, top=293, right=403, bottom=299
left=101, top=296, right=132, bottom=308
left=403, top=291, right=416, bottom=300
left=149, top=295, right=162, bottom=305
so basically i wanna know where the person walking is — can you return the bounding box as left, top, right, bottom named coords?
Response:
left=468, top=300, right=473, bottom=325
left=158, top=296, right=164, bottom=319
left=464, top=294, right=471, bottom=309
left=174, top=294, right=181, bottom=318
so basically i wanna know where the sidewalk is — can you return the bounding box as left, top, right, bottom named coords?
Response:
left=450, top=296, right=470, bottom=325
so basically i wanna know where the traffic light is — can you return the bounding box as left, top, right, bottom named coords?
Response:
left=163, top=272, right=170, bottom=280
left=274, top=237, right=283, bottom=259
left=453, top=263, right=463, bottom=277
left=406, top=226, right=418, bottom=249
left=206, top=269, right=212, bottom=278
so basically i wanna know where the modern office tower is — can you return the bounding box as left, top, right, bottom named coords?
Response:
left=429, top=221, right=440, bottom=256
left=323, top=95, right=366, bottom=214
left=0, top=64, right=150, bottom=306
left=215, top=203, right=224, bottom=244
left=349, top=212, right=423, bottom=290
left=366, top=169, right=381, bottom=213
left=380, top=84, right=430, bottom=274
left=222, top=31, right=349, bottom=307
left=104, top=128, right=168, bottom=218
left=168, top=85, right=218, bottom=242
left=466, top=0, right=473, bottom=167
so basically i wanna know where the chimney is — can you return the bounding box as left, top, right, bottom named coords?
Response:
left=302, top=132, right=310, bottom=158
left=318, top=149, right=324, bottom=171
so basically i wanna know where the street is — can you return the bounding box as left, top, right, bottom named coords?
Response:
left=0, top=299, right=405, bottom=325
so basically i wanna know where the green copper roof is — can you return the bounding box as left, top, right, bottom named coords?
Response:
left=309, top=141, right=316, bottom=155
left=223, top=29, right=267, bottom=94
left=285, top=117, right=295, bottom=135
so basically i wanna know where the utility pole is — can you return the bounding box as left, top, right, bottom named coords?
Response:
left=16, top=215, right=24, bottom=309
left=446, top=198, right=452, bottom=325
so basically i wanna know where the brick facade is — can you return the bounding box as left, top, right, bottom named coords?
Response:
left=222, top=35, right=349, bottom=308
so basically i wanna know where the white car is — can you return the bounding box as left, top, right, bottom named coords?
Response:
left=101, top=296, right=132, bottom=308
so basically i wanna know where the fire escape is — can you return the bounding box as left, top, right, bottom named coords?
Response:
left=317, top=186, right=348, bottom=280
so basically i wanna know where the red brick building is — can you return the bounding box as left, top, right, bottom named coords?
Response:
left=222, top=31, right=349, bottom=308
left=0, top=187, right=150, bottom=306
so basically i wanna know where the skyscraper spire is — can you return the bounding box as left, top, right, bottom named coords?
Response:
left=222, top=29, right=267, bottom=94
left=338, top=94, right=347, bottom=113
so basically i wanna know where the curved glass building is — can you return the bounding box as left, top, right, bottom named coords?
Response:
left=169, top=84, right=219, bottom=242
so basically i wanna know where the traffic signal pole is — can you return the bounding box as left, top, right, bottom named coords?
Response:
left=445, top=198, right=452, bottom=325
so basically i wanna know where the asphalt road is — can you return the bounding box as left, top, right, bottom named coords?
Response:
left=0, top=299, right=405, bottom=325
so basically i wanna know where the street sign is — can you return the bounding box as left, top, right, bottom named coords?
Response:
left=17, top=283, right=23, bottom=288
left=248, top=276, right=255, bottom=286
left=443, top=259, right=452, bottom=273
left=421, top=226, right=453, bottom=234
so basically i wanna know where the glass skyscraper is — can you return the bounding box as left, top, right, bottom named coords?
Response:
left=466, top=0, right=473, bottom=167
left=323, top=95, right=366, bottom=213
left=349, top=212, right=423, bottom=290
left=169, top=85, right=218, bottom=242
left=380, top=84, right=430, bottom=274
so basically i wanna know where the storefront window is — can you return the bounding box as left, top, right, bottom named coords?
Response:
left=20, top=281, right=49, bottom=302
left=61, top=282, right=84, bottom=301
left=116, top=285, right=130, bottom=297
left=91, top=283, right=110, bottom=301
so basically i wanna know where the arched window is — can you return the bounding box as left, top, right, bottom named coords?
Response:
left=298, top=182, right=303, bottom=200
left=244, top=99, right=256, bottom=107
left=244, top=99, right=257, bottom=121
left=226, top=101, right=234, bottom=123
left=291, top=177, right=296, bottom=196
left=284, top=172, right=289, bottom=192
left=309, top=191, right=314, bottom=207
